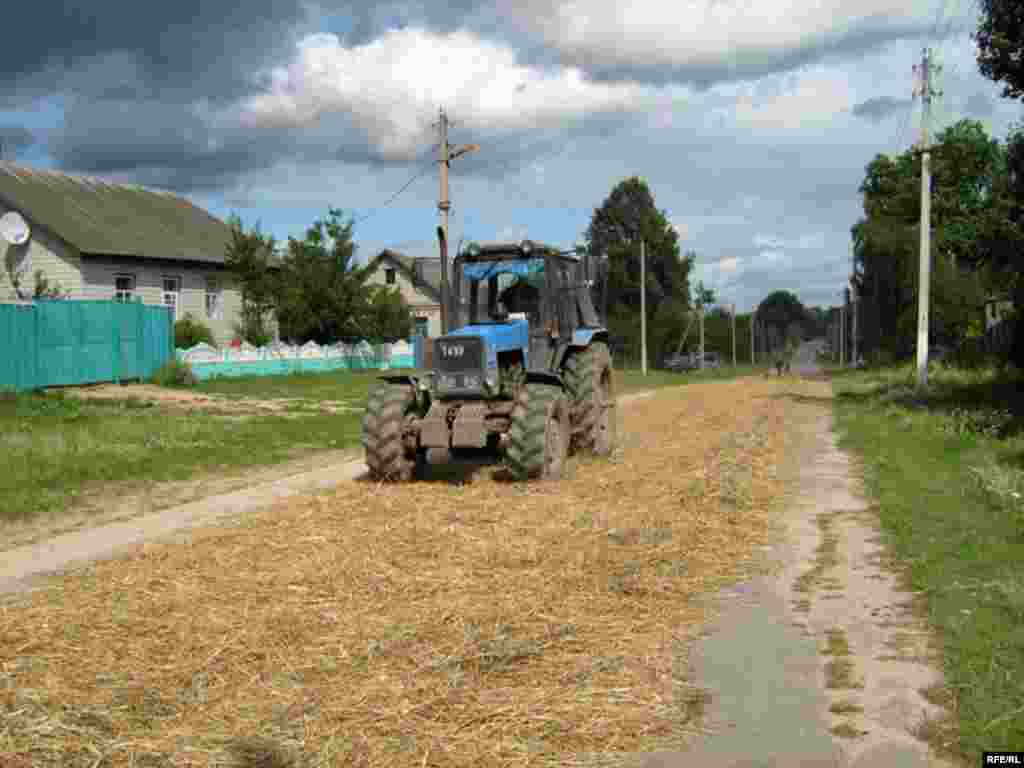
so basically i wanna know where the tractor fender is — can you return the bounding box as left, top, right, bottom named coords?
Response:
left=377, top=374, right=419, bottom=388
left=525, top=371, right=564, bottom=389
left=555, top=329, right=610, bottom=369
left=375, top=374, right=428, bottom=412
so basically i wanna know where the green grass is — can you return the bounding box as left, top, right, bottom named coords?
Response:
left=831, top=361, right=1024, bottom=759
left=195, top=368, right=386, bottom=401
left=0, top=390, right=362, bottom=524
left=0, top=362, right=764, bottom=525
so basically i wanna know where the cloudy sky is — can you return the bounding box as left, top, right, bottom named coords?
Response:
left=0, top=0, right=1019, bottom=311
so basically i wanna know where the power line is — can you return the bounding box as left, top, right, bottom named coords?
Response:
left=351, top=144, right=439, bottom=225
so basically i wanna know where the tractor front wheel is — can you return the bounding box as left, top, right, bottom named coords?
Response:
left=564, top=341, right=616, bottom=456
left=506, top=384, right=569, bottom=481
left=362, top=384, right=422, bottom=482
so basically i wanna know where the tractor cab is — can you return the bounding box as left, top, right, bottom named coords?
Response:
left=442, top=240, right=602, bottom=382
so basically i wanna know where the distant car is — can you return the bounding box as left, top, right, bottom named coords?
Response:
left=664, top=353, right=697, bottom=372
left=702, top=353, right=722, bottom=369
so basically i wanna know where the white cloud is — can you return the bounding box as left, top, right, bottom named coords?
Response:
left=242, top=28, right=650, bottom=157
left=523, top=0, right=933, bottom=74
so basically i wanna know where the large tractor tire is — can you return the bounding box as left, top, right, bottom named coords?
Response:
left=362, top=384, right=421, bottom=482
left=564, top=341, right=616, bottom=456
left=506, top=384, right=570, bottom=481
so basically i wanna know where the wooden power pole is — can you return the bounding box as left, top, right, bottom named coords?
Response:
left=436, top=107, right=478, bottom=335
left=914, top=47, right=939, bottom=388
left=699, top=304, right=705, bottom=371
left=751, top=310, right=756, bottom=366
left=731, top=303, right=737, bottom=368
left=640, top=240, right=647, bottom=376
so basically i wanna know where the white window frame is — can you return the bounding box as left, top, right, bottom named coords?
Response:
left=114, top=274, right=136, bottom=303
left=205, top=276, right=223, bottom=321
left=162, top=275, right=181, bottom=320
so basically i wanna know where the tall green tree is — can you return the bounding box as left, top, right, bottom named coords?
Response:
left=976, top=0, right=1024, bottom=100
left=224, top=215, right=279, bottom=345
left=756, top=290, right=809, bottom=356
left=275, top=208, right=369, bottom=344
left=851, top=119, right=1018, bottom=361
left=584, top=177, right=692, bottom=362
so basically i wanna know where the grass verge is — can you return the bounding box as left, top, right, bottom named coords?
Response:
left=0, top=391, right=361, bottom=525
left=831, top=361, right=1024, bottom=759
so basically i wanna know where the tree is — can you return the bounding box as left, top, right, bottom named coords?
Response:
left=851, top=120, right=1020, bottom=362
left=584, top=177, right=692, bottom=361
left=976, top=0, right=1024, bottom=100
left=362, top=284, right=414, bottom=342
left=756, top=291, right=808, bottom=356
left=224, top=215, right=279, bottom=345
left=275, top=208, right=367, bottom=344
left=273, top=208, right=414, bottom=345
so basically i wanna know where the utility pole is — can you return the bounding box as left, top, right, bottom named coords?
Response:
left=731, top=303, right=737, bottom=368
left=699, top=304, right=705, bottom=371
left=915, top=47, right=940, bottom=388
left=640, top=240, right=647, bottom=376
left=852, top=282, right=859, bottom=365
left=751, top=310, right=756, bottom=366
left=435, top=107, right=479, bottom=335
left=840, top=303, right=846, bottom=367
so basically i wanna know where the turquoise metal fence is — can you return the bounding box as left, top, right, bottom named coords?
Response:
left=0, top=300, right=173, bottom=392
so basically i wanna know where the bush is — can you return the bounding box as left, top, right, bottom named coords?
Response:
left=232, top=315, right=272, bottom=348
left=152, top=359, right=198, bottom=388
left=175, top=312, right=215, bottom=350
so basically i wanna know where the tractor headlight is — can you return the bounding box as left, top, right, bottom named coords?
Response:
left=485, top=369, right=499, bottom=390
left=462, top=374, right=481, bottom=389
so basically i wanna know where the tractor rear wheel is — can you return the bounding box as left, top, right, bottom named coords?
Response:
left=506, top=384, right=569, bottom=481
left=362, top=384, right=421, bottom=482
left=564, top=341, right=616, bottom=456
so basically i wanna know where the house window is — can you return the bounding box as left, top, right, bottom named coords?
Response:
left=205, top=276, right=223, bottom=321
left=114, top=274, right=135, bottom=303
left=385, top=268, right=396, bottom=285
left=162, top=276, right=181, bottom=319
left=415, top=317, right=429, bottom=337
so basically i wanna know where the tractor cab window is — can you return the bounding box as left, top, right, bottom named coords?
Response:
left=461, top=258, right=545, bottom=324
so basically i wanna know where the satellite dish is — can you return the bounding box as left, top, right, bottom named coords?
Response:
left=0, top=212, right=29, bottom=245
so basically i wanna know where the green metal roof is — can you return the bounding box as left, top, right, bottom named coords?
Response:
left=0, top=162, right=233, bottom=264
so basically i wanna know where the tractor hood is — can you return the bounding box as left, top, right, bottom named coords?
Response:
left=444, top=318, right=529, bottom=369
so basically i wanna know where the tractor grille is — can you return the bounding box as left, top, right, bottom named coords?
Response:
left=434, top=336, right=484, bottom=374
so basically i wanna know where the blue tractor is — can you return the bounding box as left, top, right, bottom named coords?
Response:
left=362, top=239, right=615, bottom=481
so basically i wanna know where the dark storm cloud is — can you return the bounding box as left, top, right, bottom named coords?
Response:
left=0, top=125, right=35, bottom=157
left=0, top=0, right=313, bottom=106
left=852, top=95, right=911, bottom=122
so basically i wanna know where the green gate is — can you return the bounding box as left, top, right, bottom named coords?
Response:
left=0, top=300, right=173, bottom=392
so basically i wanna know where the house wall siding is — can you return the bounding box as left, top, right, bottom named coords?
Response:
left=81, top=257, right=242, bottom=346
left=0, top=201, right=83, bottom=299
left=364, top=260, right=441, bottom=337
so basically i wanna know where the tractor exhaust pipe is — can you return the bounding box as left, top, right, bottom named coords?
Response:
left=438, top=225, right=449, bottom=335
